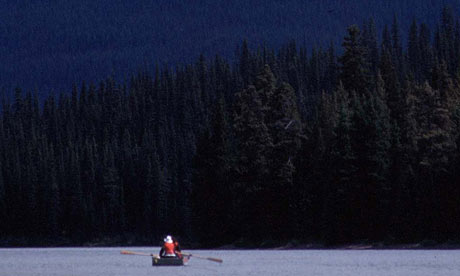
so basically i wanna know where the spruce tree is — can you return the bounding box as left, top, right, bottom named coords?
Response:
left=192, top=97, right=233, bottom=246
left=355, top=77, right=391, bottom=240
left=322, top=85, right=356, bottom=243
left=266, top=77, right=302, bottom=239
left=339, top=25, right=369, bottom=94
left=391, top=15, right=404, bottom=79
left=408, top=19, right=421, bottom=81
left=361, top=17, right=379, bottom=81
left=419, top=23, right=433, bottom=82
left=232, top=66, right=274, bottom=241
left=415, top=81, right=456, bottom=239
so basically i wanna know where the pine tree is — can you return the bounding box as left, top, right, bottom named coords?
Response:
left=419, top=23, right=433, bottom=82
left=420, top=62, right=459, bottom=239
left=361, top=17, right=379, bottom=81
left=322, top=85, right=356, bottom=243
left=391, top=15, right=404, bottom=79
left=67, top=149, right=86, bottom=240
left=101, top=143, right=124, bottom=234
left=232, top=66, right=274, bottom=241
left=192, top=97, right=234, bottom=246
left=45, top=145, right=61, bottom=237
left=266, top=78, right=302, bottom=239
left=339, top=25, right=369, bottom=94
left=415, top=80, right=456, bottom=240
left=153, top=147, right=168, bottom=240
left=439, top=6, right=456, bottom=75
left=142, top=158, right=156, bottom=238
left=381, top=25, right=392, bottom=55
left=380, top=46, right=403, bottom=126
left=325, top=43, right=339, bottom=93
left=353, top=76, right=391, bottom=240
left=408, top=19, right=421, bottom=81
left=293, top=90, right=335, bottom=239
left=239, top=40, right=253, bottom=87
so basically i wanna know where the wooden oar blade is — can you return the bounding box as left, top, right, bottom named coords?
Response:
left=207, top=257, right=223, bottom=263
left=182, top=252, right=223, bottom=263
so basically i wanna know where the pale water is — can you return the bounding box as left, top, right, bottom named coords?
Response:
left=0, top=247, right=459, bottom=276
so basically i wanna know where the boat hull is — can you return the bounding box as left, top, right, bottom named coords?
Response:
left=152, top=256, right=188, bottom=266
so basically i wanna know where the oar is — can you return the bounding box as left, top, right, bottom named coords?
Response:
left=120, top=250, right=159, bottom=258
left=180, top=252, right=223, bottom=263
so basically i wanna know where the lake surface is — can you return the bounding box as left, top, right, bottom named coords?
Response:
left=0, top=247, right=459, bottom=276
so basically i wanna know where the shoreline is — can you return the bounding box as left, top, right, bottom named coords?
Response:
left=1, top=237, right=460, bottom=250
left=213, top=239, right=460, bottom=250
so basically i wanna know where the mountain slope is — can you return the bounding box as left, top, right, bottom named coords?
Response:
left=1, top=0, right=459, bottom=93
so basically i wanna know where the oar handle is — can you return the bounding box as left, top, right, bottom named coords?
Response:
left=120, top=250, right=158, bottom=258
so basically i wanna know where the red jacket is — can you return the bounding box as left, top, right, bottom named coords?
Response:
left=164, top=242, right=175, bottom=255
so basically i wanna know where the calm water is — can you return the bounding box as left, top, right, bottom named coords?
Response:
left=0, top=247, right=459, bottom=276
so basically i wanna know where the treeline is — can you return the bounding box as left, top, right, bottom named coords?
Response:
left=1, top=7, right=460, bottom=246
left=196, top=8, right=460, bottom=246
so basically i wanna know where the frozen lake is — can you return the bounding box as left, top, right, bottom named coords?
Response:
left=0, top=247, right=459, bottom=276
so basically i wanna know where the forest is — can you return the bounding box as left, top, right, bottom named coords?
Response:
left=1, top=7, right=460, bottom=247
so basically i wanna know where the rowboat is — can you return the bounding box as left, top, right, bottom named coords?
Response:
left=152, top=256, right=190, bottom=266
left=121, top=250, right=222, bottom=265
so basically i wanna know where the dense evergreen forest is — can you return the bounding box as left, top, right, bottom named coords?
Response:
left=2, top=7, right=460, bottom=247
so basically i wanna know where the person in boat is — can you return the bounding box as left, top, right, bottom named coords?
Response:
left=159, top=235, right=178, bottom=258
left=172, top=236, right=182, bottom=258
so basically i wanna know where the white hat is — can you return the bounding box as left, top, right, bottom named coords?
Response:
left=164, top=235, right=173, bottom=243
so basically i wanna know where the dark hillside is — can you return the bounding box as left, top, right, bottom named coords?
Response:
left=2, top=3, right=460, bottom=247
left=1, top=0, right=459, bottom=94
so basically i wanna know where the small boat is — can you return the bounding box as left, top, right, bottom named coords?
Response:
left=152, top=256, right=190, bottom=266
